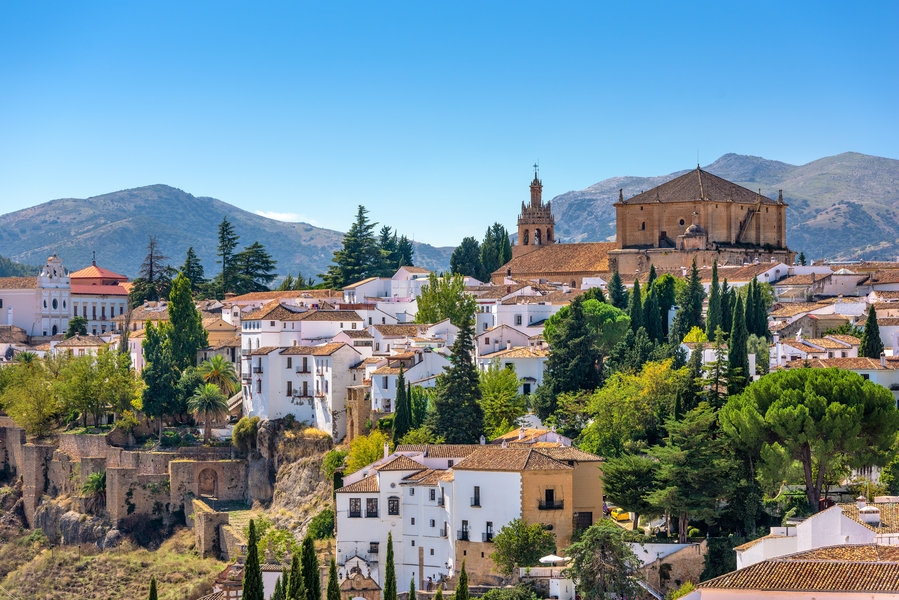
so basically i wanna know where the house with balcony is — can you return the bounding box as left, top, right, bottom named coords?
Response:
left=370, top=349, right=450, bottom=412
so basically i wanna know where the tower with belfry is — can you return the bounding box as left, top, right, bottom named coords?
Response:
left=513, top=165, right=555, bottom=258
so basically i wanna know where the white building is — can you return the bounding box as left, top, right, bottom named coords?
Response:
left=242, top=342, right=361, bottom=440
left=476, top=325, right=530, bottom=358
left=370, top=349, right=450, bottom=412
left=770, top=333, right=860, bottom=368
left=0, top=253, right=71, bottom=337
left=476, top=346, right=548, bottom=396
left=68, top=261, right=130, bottom=335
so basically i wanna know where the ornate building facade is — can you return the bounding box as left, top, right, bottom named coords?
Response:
left=513, top=167, right=555, bottom=258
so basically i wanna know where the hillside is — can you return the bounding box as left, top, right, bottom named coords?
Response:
left=551, top=152, right=899, bottom=261
left=0, top=185, right=454, bottom=279
left=0, top=254, right=37, bottom=278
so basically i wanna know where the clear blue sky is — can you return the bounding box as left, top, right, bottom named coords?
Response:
left=1, top=1, right=896, bottom=246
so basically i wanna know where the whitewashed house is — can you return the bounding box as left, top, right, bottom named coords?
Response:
left=0, top=253, right=71, bottom=337
left=370, top=349, right=450, bottom=412
left=476, top=347, right=548, bottom=396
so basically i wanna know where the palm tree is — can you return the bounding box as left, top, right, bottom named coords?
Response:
left=188, top=383, right=229, bottom=444
left=15, top=351, right=38, bottom=366
left=81, top=471, right=106, bottom=514
left=198, top=355, right=239, bottom=397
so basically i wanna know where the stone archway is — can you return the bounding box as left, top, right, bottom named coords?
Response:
left=198, top=468, right=218, bottom=497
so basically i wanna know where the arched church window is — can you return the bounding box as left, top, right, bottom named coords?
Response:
left=52, top=298, right=58, bottom=310
left=523, top=230, right=529, bottom=245
left=52, top=325, right=58, bottom=335
left=535, top=229, right=542, bottom=245
left=547, top=230, right=552, bottom=242
left=679, top=219, right=685, bottom=226
left=641, top=222, right=646, bottom=230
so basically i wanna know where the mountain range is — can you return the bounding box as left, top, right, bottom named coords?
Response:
left=551, top=151, right=899, bottom=261
left=0, top=151, right=896, bottom=281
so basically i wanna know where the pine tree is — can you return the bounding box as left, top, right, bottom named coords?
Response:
left=392, top=366, right=412, bottom=442
left=396, top=235, right=415, bottom=267
left=644, top=285, right=663, bottom=343
left=322, top=205, right=379, bottom=288
left=216, top=217, right=240, bottom=295
left=705, top=262, right=721, bottom=338
left=608, top=271, right=629, bottom=310
left=327, top=558, right=340, bottom=600
left=450, top=237, right=484, bottom=280
left=375, top=226, right=400, bottom=277
left=427, top=314, right=485, bottom=442
left=142, top=321, right=178, bottom=441
left=435, top=588, right=443, bottom=600
left=279, top=274, right=296, bottom=291
left=646, top=264, right=658, bottom=290
left=798, top=251, right=807, bottom=266
left=180, top=247, right=206, bottom=293
left=301, top=535, right=320, bottom=600
left=148, top=577, right=158, bottom=600
left=628, top=279, right=643, bottom=333
left=455, top=561, right=469, bottom=600
left=243, top=520, right=264, bottom=600
left=860, top=304, right=885, bottom=358
left=481, top=223, right=512, bottom=279
left=727, top=296, right=749, bottom=396
left=167, top=273, right=208, bottom=371
left=288, top=551, right=305, bottom=600
left=701, top=328, right=729, bottom=405
left=686, top=258, right=705, bottom=330
left=233, top=242, right=278, bottom=293
left=385, top=532, right=397, bottom=600
left=720, top=279, right=732, bottom=337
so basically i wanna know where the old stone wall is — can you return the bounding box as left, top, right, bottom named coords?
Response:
left=107, top=467, right=172, bottom=526
left=193, top=499, right=231, bottom=558
left=169, top=460, right=247, bottom=512
left=21, top=443, right=55, bottom=526
left=0, top=425, right=26, bottom=477
left=220, top=524, right=246, bottom=561
left=639, top=540, right=707, bottom=596
left=58, top=433, right=109, bottom=458
left=344, top=385, right=371, bottom=443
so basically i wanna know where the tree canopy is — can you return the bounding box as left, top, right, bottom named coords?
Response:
left=414, top=272, right=477, bottom=328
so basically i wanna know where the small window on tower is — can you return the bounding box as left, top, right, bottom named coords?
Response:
left=640, top=222, right=646, bottom=230
left=680, top=219, right=685, bottom=226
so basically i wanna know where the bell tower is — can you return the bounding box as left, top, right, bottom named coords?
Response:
left=515, top=164, right=555, bottom=257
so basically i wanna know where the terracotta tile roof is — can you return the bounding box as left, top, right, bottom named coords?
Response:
left=336, top=474, right=379, bottom=493
left=828, top=334, right=861, bottom=346
left=398, top=266, right=431, bottom=274
left=874, top=291, right=899, bottom=300
left=228, top=289, right=342, bottom=302
left=372, top=324, right=429, bottom=338
left=776, top=273, right=831, bottom=286
left=492, top=428, right=552, bottom=444
left=374, top=455, right=427, bottom=472
left=296, top=310, right=362, bottom=322
left=400, top=468, right=444, bottom=486
left=805, top=337, right=853, bottom=349
left=212, top=336, right=242, bottom=350
left=620, top=167, right=780, bottom=206
left=280, top=342, right=348, bottom=356
left=56, top=334, right=107, bottom=348
left=371, top=365, right=403, bottom=375
left=502, top=290, right=584, bottom=305
left=733, top=533, right=789, bottom=552
left=202, top=317, right=237, bottom=331
left=470, top=284, right=528, bottom=300
left=340, top=330, right=374, bottom=339
left=700, top=544, right=899, bottom=592
left=114, top=302, right=169, bottom=322
left=453, top=447, right=571, bottom=472
left=783, top=357, right=891, bottom=370
left=0, top=277, right=37, bottom=289
left=839, top=503, right=899, bottom=533
left=249, top=346, right=280, bottom=356
left=492, top=243, right=614, bottom=277
left=480, top=346, right=549, bottom=360
left=70, top=283, right=129, bottom=296
left=781, top=340, right=822, bottom=353
left=394, top=444, right=481, bottom=458
left=68, top=264, right=127, bottom=280
left=878, top=318, right=899, bottom=327
left=769, top=302, right=824, bottom=318
left=529, top=446, right=603, bottom=462
left=868, top=270, right=899, bottom=285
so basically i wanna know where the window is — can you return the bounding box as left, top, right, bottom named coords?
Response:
left=388, top=496, right=400, bottom=515
left=680, top=218, right=685, bottom=226
left=411, top=518, right=415, bottom=525
left=515, top=315, right=522, bottom=326
left=523, top=383, right=531, bottom=395
left=303, top=357, right=309, bottom=372
left=270, top=321, right=275, bottom=326
left=366, top=498, right=379, bottom=517
left=383, top=376, right=389, bottom=389
left=287, top=357, right=293, bottom=369
left=430, top=548, right=434, bottom=555
left=430, top=519, right=435, bottom=527
left=286, top=381, right=293, bottom=396
left=472, top=486, right=480, bottom=507
left=369, top=542, right=379, bottom=554
left=411, top=540, right=415, bottom=546
left=484, top=337, right=489, bottom=345
left=256, top=380, right=261, bottom=393
left=352, top=322, right=357, bottom=329
left=410, top=488, right=415, bottom=496
left=349, top=498, right=361, bottom=518
left=640, top=221, right=646, bottom=230
left=429, top=489, right=436, bottom=501
left=447, top=460, right=454, bottom=467
left=302, top=381, right=309, bottom=397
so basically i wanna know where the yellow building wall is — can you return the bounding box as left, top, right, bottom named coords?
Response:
left=521, top=470, right=574, bottom=548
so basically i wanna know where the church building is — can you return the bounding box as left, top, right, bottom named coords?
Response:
left=492, top=167, right=795, bottom=286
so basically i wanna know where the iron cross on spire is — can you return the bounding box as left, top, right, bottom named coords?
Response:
left=533, top=162, right=539, bottom=178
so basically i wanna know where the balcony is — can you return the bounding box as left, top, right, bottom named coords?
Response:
left=241, top=373, right=251, bottom=381
left=470, top=497, right=481, bottom=507
left=349, top=511, right=361, bottom=518
left=482, top=532, right=493, bottom=543
left=538, top=499, right=564, bottom=510
left=366, top=510, right=379, bottom=518
left=436, top=496, right=445, bottom=506
left=240, top=348, right=250, bottom=356
left=253, top=366, right=263, bottom=374
left=457, top=530, right=469, bottom=541
left=439, top=527, right=448, bottom=538
left=295, top=367, right=311, bottom=374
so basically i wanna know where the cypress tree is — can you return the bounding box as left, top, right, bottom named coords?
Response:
left=798, top=251, right=807, bottom=266
left=644, top=285, right=663, bottom=343
left=410, top=576, right=416, bottom=600
left=282, top=567, right=290, bottom=597
left=167, top=272, right=208, bottom=370
left=435, top=588, right=443, bottom=600
left=148, top=577, right=158, bottom=600
left=455, top=561, right=470, bottom=600
left=744, top=280, right=758, bottom=337
left=608, top=271, right=629, bottom=310
left=755, top=282, right=769, bottom=339
left=392, top=366, right=412, bottom=442
left=385, top=532, right=397, bottom=600
left=686, top=258, right=705, bottom=330
left=727, top=296, right=749, bottom=396
left=327, top=558, right=341, bottom=600
left=426, top=314, right=485, bottom=442
left=720, top=279, right=732, bottom=337
left=629, top=278, right=643, bottom=333
left=288, top=551, right=305, bottom=600
left=683, top=341, right=704, bottom=413
left=273, top=578, right=285, bottom=600
left=646, top=264, right=658, bottom=290
left=860, top=305, right=885, bottom=358
left=706, top=262, right=721, bottom=338
left=301, top=535, right=320, bottom=600
left=243, top=520, right=264, bottom=600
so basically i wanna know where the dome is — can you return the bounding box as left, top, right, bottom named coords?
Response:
left=683, top=223, right=707, bottom=237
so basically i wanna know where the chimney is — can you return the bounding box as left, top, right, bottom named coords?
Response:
left=384, top=443, right=389, bottom=459
left=881, top=352, right=886, bottom=368
left=518, top=428, right=525, bottom=440
left=506, top=340, right=512, bottom=350
left=860, top=505, right=881, bottom=527
left=857, top=496, right=867, bottom=510
left=479, top=435, right=485, bottom=445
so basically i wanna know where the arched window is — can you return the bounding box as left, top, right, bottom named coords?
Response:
left=535, top=229, right=542, bottom=245
left=571, top=280, right=577, bottom=287
left=547, top=229, right=553, bottom=242
left=51, top=325, right=58, bottom=335
left=679, top=218, right=685, bottom=226
left=641, top=221, right=646, bottom=230
left=523, top=230, right=529, bottom=245
left=52, top=298, right=58, bottom=310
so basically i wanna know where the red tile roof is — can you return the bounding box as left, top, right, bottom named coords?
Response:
left=492, top=243, right=614, bottom=277
left=374, top=455, right=427, bottom=472
left=70, top=284, right=129, bottom=296
left=68, top=264, right=127, bottom=281
left=394, top=444, right=481, bottom=458
left=0, top=277, right=37, bottom=290
left=453, top=447, right=572, bottom=472
left=336, top=474, right=379, bottom=493
left=620, top=167, right=780, bottom=206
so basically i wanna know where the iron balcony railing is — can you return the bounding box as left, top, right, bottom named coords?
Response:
left=538, top=499, right=564, bottom=510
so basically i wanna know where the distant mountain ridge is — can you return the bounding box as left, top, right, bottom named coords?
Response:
left=551, top=151, right=899, bottom=262
left=0, top=185, right=454, bottom=280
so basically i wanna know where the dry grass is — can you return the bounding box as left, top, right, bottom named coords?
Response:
left=0, top=528, right=224, bottom=600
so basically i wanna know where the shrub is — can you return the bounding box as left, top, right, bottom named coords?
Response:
left=233, top=416, right=261, bottom=453
left=687, top=527, right=700, bottom=538
left=307, top=509, right=335, bottom=539
left=667, top=582, right=695, bottom=600
left=322, top=449, right=348, bottom=479
left=376, top=415, right=394, bottom=432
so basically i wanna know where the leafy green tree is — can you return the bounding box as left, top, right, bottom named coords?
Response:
left=322, top=205, right=380, bottom=288
left=175, top=367, right=205, bottom=418
left=824, top=322, right=865, bottom=338
left=233, top=242, right=278, bottom=293
left=279, top=274, right=297, bottom=291
left=860, top=304, right=884, bottom=358
left=189, top=383, right=229, bottom=444
left=288, top=551, right=305, bottom=600
left=727, top=296, right=749, bottom=396
left=345, top=430, right=391, bottom=474
left=455, top=561, right=469, bottom=600
left=706, top=262, right=721, bottom=338
left=605, top=326, right=663, bottom=376
left=681, top=341, right=704, bottom=414
left=167, top=272, right=208, bottom=370
left=427, top=313, right=484, bottom=442
left=385, top=531, right=397, bottom=600
left=308, top=509, right=335, bottom=539
left=542, top=300, right=629, bottom=360
left=199, top=355, right=239, bottom=397
left=649, top=403, right=732, bottom=542
left=490, top=518, right=557, bottom=575
left=81, top=470, right=106, bottom=514
left=700, top=327, right=729, bottom=405
left=399, top=426, right=445, bottom=445
left=148, top=577, right=158, bottom=600
left=602, top=454, right=658, bottom=531
left=327, top=558, right=340, bottom=600
left=301, top=534, right=320, bottom=600
left=142, top=321, right=179, bottom=441
left=721, top=368, right=899, bottom=510
left=216, top=217, right=240, bottom=296
left=1, top=359, right=60, bottom=436
left=628, top=278, right=643, bottom=333
left=450, top=237, right=484, bottom=280
left=60, top=354, right=100, bottom=426
left=415, top=272, right=477, bottom=327
left=671, top=259, right=705, bottom=341
left=410, top=385, right=430, bottom=428
left=533, top=297, right=602, bottom=419
left=243, top=519, right=264, bottom=600
left=392, top=366, right=412, bottom=443
left=65, top=316, right=88, bottom=338
left=180, top=247, right=206, bottom=293
left=563, top=521, right=641, bottom=599
left=479, top=362, right=526, bottom=438
left=608, top=271, right=629, bottom=310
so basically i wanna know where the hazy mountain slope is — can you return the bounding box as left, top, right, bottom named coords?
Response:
left=0, top=185, right=453, bottom=279
left=551, top=152, right=899, bottom=261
